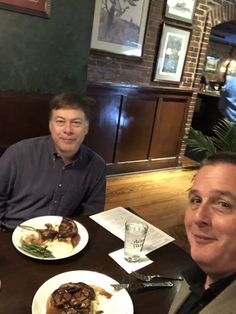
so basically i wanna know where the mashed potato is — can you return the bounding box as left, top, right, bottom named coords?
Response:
left=45, top=239, right=73, bottom=258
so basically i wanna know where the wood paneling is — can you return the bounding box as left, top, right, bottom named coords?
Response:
left=116, top=97, right=157, bottom=162
left=87, top=83, right=192, bottom=174
left=85, top=94, right=121, bottom=163
left=149, top=96, right=189, bottom=158
left=0, top=84, right=192, bottom=174
left=0, top=93, right=50, bottom=147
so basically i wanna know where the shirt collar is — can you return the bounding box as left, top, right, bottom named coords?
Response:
left=183, top=262, right=236, bottom=296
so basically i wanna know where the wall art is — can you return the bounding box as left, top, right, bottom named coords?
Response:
left=91, top=0, right=150, bottom=57
left=153, top=24, right=191, bottom=83
left=0, top=0, right=51, bottom=17
left=165, top=0, right=197, bottom=24
left=204, top=55, right=220, bottom=72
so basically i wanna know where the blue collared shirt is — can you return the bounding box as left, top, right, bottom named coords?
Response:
left=0, top=136, right=106, bottom=230
left=218, top=75, right=236, bottom=123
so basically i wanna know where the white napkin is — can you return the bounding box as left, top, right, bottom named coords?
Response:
left=109, top=248, right=153, bottom=274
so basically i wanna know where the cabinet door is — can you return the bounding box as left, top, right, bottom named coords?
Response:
left=149, top=97, right=188, bottom=159
left=116, top=97, right=157, bottom=162
left=85, top=94, right=121, bottom=164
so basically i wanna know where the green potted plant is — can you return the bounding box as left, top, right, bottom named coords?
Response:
left=184, top=119, right=236, bottom=159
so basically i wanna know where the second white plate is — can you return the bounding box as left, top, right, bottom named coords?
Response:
left=32, top=270, right=134, bottom=314
left=12, top=215, right=89, bottom=260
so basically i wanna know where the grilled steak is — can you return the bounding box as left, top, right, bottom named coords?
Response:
left=58, top=217, right=80, bottom=247
left=38, top=223, right=58, bottom=242
left=50, top=282, right=96, bottom=314
left=34, top=218, right=80, bottom=248
left=58, top=218, right=78, bottom=238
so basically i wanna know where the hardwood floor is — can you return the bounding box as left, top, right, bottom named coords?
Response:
left=105, top=165, right=197, bottom=253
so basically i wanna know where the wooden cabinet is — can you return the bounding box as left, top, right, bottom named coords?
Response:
left=116, top=97, right=157, bottom=162
left=84, top=94, right=121, bottom=164
left=87, top=83, right=191, bottom=174
left=149, top=96, right=189, bottom=159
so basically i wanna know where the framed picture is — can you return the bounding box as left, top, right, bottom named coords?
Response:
left=165, top=0, right=197, bottom=24
left=90, top=0, right=150, bottom=57
left=204, top=56, right=220, bottom=72
left=0, top=0, right=51, bottom=17
left=153, top=24, right=191, bottom=83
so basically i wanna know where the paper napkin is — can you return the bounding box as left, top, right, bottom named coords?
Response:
left=109, top=248, right=153, bottom=274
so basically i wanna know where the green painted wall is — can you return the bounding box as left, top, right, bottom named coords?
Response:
left=0, top=0, right=95, bottom=94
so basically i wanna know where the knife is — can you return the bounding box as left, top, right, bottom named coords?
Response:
left=111, top=281, right=173, bottom=291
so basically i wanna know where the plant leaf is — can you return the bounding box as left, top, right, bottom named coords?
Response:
left=211, top=119, right=236, bottom=152
left=184, top=128, right=216, bottom=155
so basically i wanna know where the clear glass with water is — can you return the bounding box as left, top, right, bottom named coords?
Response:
left=124, top=220, right=148, bottom=262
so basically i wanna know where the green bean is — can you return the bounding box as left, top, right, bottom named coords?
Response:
left=20, top=241, right=55, bottom=258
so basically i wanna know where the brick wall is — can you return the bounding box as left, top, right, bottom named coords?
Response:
left=88, top=0, right=236, bottom=162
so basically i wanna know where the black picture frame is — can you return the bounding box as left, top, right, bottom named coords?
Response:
left=153, top=24, right=191, bottom=83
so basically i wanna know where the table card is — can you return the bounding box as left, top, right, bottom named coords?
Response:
left=90, top=207, right=174, bottom=255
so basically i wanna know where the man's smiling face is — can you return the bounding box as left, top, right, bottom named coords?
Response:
left=185, top=163, right=236, bottom=280
left=49, top=107, right=89, bottom=161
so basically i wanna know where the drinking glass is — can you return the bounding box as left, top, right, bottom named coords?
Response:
left=124, top=220, right=148, bottom=262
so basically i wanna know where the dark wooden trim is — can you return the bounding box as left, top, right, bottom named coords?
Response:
left=87, top=82, right=193, bottom=97
left=106, top=157, right=179, bottom=175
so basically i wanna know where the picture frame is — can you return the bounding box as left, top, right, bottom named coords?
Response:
left=90, top=0, right=150, bottom=57
left=165, top=0, right=197, bottom=24
left=204, top=55, right=220, bottom=72
left=153, top=24, right=191, bottom=83
left=0, top=0, right=51, bottom=18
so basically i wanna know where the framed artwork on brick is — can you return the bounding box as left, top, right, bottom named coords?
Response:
left=165, top=0, right=197, bottom=24
left=0, top=0, right=51, bottom=18
left=90, top=0, right=150, bottom=57
left=204, top=56, right=220, bottom=72
left=153, top=24, right=191, bottom=83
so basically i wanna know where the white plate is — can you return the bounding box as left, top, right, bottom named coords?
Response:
left=12, top=216, right=89, bottom=260
left=32, top=270, right=134, bottom=314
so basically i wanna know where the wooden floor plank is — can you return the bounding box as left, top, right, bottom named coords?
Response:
left=105, top=167, right=197, bottom=253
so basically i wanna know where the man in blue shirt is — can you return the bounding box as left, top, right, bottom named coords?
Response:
left=218, top=48, right=236, bottom=123
left=0, top=92, right=106, bottom=230
left=219, top=75, right=236, bottom=122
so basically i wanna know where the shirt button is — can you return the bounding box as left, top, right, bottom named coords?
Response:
left=54, top=200, right=58, bottom=204
left=58, top=184, right=62, bottom=187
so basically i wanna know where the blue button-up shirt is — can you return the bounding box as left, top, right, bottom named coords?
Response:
left=0, top=136, right=106, bottom=230
left=218, top=75, right=236, bottom=122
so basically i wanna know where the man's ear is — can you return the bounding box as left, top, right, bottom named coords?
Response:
left=48, top=120, right=52, bottom=133
left=85, top=122, right=89, bottom=135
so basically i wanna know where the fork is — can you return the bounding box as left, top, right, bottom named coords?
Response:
left=131, top=271, right=183, bottom=282
left=18, top=225, right=44, bottom=232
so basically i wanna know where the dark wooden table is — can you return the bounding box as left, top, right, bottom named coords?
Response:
left=0, top=216, right=194, bottom=314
